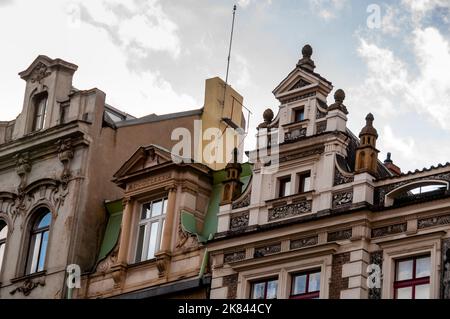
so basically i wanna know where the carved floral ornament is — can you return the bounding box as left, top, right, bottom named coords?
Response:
left=29, top=62, right=51, bottom=83
left=10, top=278, right=45, bottom=296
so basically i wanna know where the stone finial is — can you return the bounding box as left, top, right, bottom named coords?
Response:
left=328, top=89, right=348, bottom=114
left=384, top=152, right=392, bottom=163
left=334, top=89, right=345, bottom=104
left=258, top=108, right=274, bottom=129
left=302, top=44, right=313, bottom=58
left=263, top=108, right=274, bottom=123
left=297, top=44, right=316, bottom=72
left=359, top=113, right=378, bottom=138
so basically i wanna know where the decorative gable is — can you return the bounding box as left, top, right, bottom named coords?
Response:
left=113, top=145, right=174, bottom=179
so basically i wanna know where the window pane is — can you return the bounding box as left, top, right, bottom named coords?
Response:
left=135, top=225, right=146, bottom=262
left=29, top=233, right=42, bottom=274
left=147, top=222, right=159, bottom=259
left=151, top=200, right=163, bottom=217
left=37, top=212, right=51, bottom=229
left=309, top=272, right=321, bottom=292
left=295, top=110, right=305, bottom=122
left=416, top=256, right=431, bottom=278
left=396, top=259, right=413, bottom=281
left=0, top=224, right=7, bottom=240
left=396, top=286, right=412, bottom=299
left=0, top=243, right=5, bottom=272
left=251, top=282, right=265, bottom=299
left=141, top=203, right=151, bottom=220
left=37, top=231, right=49, bottom=272
left=293, top=274, right=307, bottom=295
left=415, top=284, right=430, bottom=299
left=266, top=280, right=278, bottom=299
left=159, top=219, right=165, bottom=250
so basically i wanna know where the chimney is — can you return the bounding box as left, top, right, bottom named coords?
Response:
left=384, top=152, right=402, bottom=176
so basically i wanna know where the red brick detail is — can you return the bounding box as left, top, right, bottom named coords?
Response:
left=329, top=252, right=351, bottom=299
left=223, top=274, right=239, bottom=299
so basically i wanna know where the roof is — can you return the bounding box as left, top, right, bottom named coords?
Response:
left=115, top=108, right=203, bottom=128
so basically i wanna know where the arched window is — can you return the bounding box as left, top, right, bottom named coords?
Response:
left=0, top=220, right=7, bottom=273
left=32, top=92, right=48, bottom=131
left=26, top=210, right=51, bottom=274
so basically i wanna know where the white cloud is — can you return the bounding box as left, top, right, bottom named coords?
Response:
left=76, top=0, right=181, bottom=59
left=238, top=0, right=272, bottom=9
left=402, top=0, right=450, bottom=23
left=309, top=0, right=348, bottom=21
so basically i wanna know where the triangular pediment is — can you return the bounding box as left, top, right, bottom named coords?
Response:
left=272, top=67, right=333, bottom=101
left=113, top=145, right=174, bottom=179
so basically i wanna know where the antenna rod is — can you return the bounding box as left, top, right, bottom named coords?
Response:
left=225, top=5, right=237, bottom=85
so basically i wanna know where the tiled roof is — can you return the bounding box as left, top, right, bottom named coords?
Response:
left=376, top=162, right=450, bottom=181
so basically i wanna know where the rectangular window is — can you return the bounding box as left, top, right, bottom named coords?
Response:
left=290, top=269, right=321, bottom=299
left=279, top=177, right=291, bottom=198
left=394, top=255, right=430, bottom=299
left=251, top=278, right=278, bottom=299
left=32, top=95, right=48, bottom=131
left=60, top=102, right=70, bottom=124
left=298, top=171, right=311, bottom=193
left=135, top=197, right=167, bottom=263
left=294, top=108, right=305, bottom=122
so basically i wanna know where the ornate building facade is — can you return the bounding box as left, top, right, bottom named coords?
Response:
left=207, top=45, right=450, bottom=300
left=0, top=55, right=245, bottom=298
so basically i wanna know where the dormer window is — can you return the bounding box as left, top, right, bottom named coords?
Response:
left=32, top=92, right=48, bottom=131
left=294, top=108, right=305, bottom=122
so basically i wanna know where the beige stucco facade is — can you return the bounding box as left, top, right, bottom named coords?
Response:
left=0, top=55, right=244, bottom=298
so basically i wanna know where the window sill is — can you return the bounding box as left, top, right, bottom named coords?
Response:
left=128, top=258, right=157, bottom=269
left=282, top=119, right=309, bottom=129
left=10, top=270, right=47, bottom=284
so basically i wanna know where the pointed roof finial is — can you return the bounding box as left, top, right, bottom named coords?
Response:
left=334, top=89, right=345, bottom=104
left=302, top=44, right=313, bottom=58
left=384, top=152, right=392, bottom=163
left=359, top=112, right=378, bottom=137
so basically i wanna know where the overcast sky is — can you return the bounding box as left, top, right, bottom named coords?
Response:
left=1, top=0, right=449, bottom=172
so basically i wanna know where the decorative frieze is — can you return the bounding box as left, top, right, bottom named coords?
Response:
left=316, top=121, right=327, bottom=134
left=254, top=243, right=281, bottom=258
left=371, top=223, right=407, bottom=238
left=316, top=110, right=327, bottom=120
left=282, top=92, right=315, bottom=104
left=229, top=212, right=249, bottom=231
left=268, top=200, right=312, bottom=221
left=332, top=190, right=353, bottom=209
left=284, top=127, right=307, bottom=142
left=418, top=214, right=450, bottom=229
left=368, top=251, right=383, bottom=300
left=224, top=250, right=246, bottom=263
left=232, top=189, right=251, bottom=209
left=279, top=147, right=324, bottom=163
left=334, top=167, right=354, bottom=186
left=290, top=236, right=318, bottom=250
left=327, top=229, right=352, bottom=242
left=10, top=278, right=45, bottom=296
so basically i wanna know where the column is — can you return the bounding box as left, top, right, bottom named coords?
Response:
left=159, top=186, right=177, bottom=254
left=116, top=197, right=133, bottom=265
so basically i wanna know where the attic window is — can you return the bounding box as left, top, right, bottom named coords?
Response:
left=32, top=92, right=48, bottom=131
left=294, top=108, right=305, bottom=122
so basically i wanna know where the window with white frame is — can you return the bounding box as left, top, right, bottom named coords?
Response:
left=250, top=277, right=278, bottom=299
left=394, top=255, right=430, bottom=299
left=26, top=209, right=51, bottom=274
left=298, top=171, right=311, bottom=194
left=0, top=220, right=8, bottom=273
left=32, top=93, right=48, bottom=131
left=135, top=197, right=167, bottom=262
